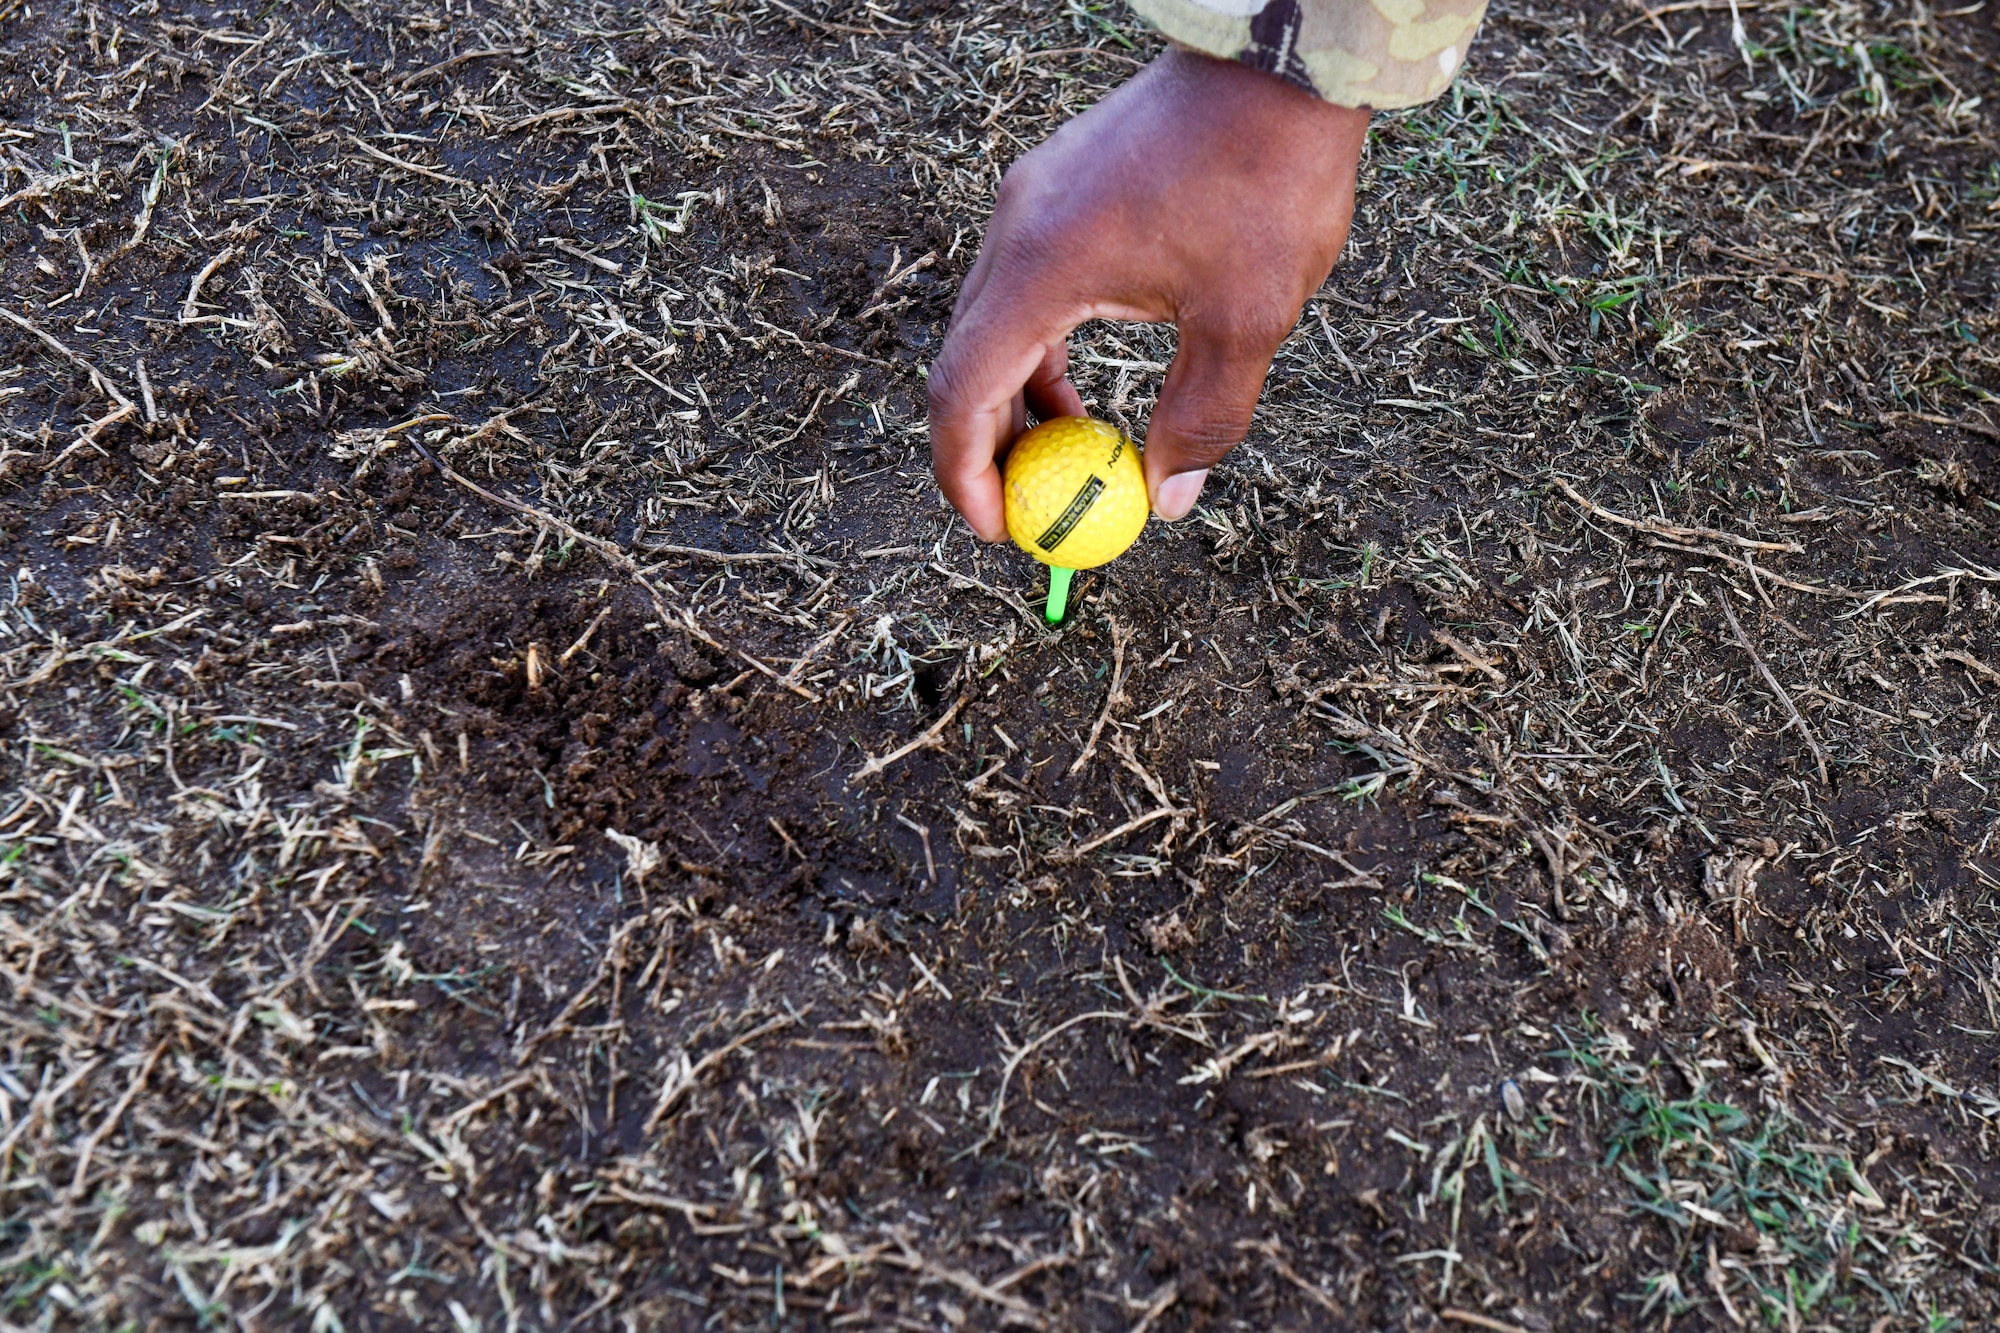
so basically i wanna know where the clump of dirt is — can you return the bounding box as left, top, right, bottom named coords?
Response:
left=0, top=0, right=1995, bottom=1328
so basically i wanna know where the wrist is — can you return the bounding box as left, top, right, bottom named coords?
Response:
left=1156, top=45, right=1371, bottom=144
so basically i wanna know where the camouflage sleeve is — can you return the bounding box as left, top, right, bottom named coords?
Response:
left=1126, top=0, right=1487, bottom=109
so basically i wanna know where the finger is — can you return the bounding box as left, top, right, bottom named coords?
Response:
left=1144, top=320, right=1281, bottom=520
left=946, top=239, right=997, bottom=331
left=927, top=384, right=1012, bottom=543
left=929, top=289, right=1074, bottom=544
left=1022, top=341, right=1085, bottom=423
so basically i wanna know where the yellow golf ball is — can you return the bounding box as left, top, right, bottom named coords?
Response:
left=1002, top=417, right=1148, bottom=570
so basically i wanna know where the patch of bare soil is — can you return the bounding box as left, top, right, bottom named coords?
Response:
left=1, top=0, right=1997, bottom=1328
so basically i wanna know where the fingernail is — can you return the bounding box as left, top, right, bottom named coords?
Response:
left=1154, top=469, right=1208, bottom=522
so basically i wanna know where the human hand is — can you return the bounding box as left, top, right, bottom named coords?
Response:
left=927, top=47, right=1370, bottom=541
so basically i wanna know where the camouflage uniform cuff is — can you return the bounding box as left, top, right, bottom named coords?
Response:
left=1127, top=0, right=1486, bottom=109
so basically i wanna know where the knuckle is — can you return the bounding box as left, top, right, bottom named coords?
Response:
left=1158, top=399, right=1253, bottom=462
left=1218, top=306, right=1296, bottom=358
left=995, top=150, right=1055, bottom=205
left=925, top=349, right=973, bottom=417
left=990, top=184, right=1093, bottom=275
left=1158, top=368, right=1261, bottom=457
left=1188, top=290, right=1297, bottom=355
left=988, top=216, right=1065, bottom=276
left=1164, top=439, right=1237, bottom=472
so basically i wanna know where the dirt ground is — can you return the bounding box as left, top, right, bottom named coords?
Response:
left=1, top=0, right=1998, bottom=1327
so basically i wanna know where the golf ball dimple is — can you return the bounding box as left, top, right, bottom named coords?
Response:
left=1001, top=417, right=1148, bottom=570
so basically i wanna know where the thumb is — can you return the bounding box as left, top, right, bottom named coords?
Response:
left=1143, top=322, right=1278, bottom=521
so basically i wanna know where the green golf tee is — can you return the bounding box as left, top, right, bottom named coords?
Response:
left=1045, top=567, right=1073, bottom=624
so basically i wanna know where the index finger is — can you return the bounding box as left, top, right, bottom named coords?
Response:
left=927, top=275, right=1078, bottom=544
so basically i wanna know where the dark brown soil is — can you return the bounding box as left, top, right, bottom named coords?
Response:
left=1, top=0, right=1997, bottom=1329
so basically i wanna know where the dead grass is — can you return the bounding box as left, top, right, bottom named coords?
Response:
left=0, top=0, right=1996, bottom=1327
